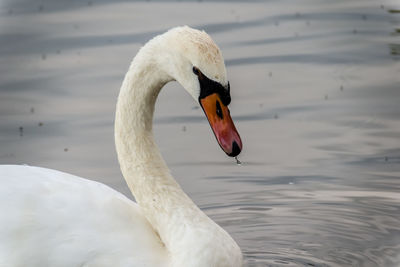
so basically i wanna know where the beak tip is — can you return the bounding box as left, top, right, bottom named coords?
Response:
left=227, top=140, right=241, bottom=157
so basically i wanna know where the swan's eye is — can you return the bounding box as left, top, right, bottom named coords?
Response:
left=193, top=66, right=200, bottom=76
left=216, top=100, right=223, bottom=119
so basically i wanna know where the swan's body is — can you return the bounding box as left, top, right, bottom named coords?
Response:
left=0, top=165, right=168, bottom=267
left=0, top=26, right=243, bottom=267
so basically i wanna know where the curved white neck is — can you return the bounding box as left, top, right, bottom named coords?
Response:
left=115, top=41, right=207, bottom=253
left=114, top=35, right=242, bottom=266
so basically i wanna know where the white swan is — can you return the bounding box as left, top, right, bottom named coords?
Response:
left=0, top=26, right=243, bottom=267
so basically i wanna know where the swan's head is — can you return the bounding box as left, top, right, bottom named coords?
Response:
left=159, top=26, right=242, bottom=157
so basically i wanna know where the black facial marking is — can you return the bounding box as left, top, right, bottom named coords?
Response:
left=216, top=100, right=223, bottom=119
left=195, top=67, right=231, bottom=106
left=193, top=66, right=200, bottom=75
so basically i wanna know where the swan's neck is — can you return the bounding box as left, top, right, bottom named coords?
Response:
left=115, top=43, right=206, bottom=253
left=115, top=37, right=242, bottom=266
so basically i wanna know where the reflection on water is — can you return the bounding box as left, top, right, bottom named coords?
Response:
left=1, top=0, right=400, bottom=266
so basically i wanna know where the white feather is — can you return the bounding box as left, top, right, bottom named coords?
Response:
left=0, top=165, right=168, bottom=267
left=0, top=26, right=242, bottom=267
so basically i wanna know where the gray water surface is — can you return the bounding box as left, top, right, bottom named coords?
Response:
left=1, top=0, right=400, bottom=266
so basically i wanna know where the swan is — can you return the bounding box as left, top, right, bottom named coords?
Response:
left=0, top=26, right=243, bottom=267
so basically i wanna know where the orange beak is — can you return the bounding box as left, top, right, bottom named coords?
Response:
left=200, top=93, right=242, bottom=157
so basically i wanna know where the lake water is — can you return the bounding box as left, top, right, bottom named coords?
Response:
left=1, top=0, right=400, bottom=266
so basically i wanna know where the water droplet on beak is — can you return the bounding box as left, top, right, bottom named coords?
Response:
left=235, top=156, right=241, bottom=165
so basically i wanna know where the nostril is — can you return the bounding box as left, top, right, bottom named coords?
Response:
left=216, top=100, right=223, bottom=119
left=229, top=141, right=241, bottom=157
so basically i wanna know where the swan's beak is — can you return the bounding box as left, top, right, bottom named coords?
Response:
left=200, top=93, right=242, bottom=157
